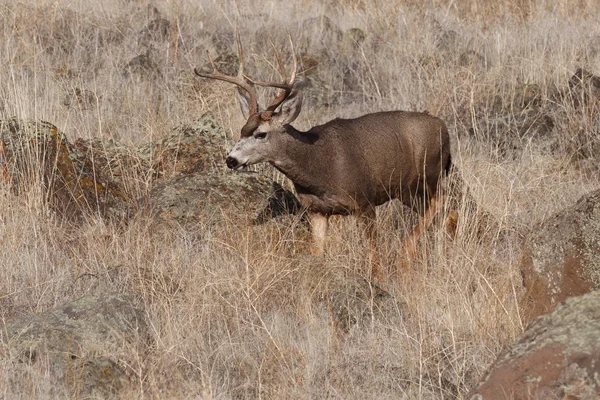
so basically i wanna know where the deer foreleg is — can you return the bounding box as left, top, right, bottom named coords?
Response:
left=310, top=212, right=329, bottom=255
left=405, top=194, right=446, bottom=259
left=358, top=208, right=387, bottom=284
left=358, top=207, right=377, bottom=247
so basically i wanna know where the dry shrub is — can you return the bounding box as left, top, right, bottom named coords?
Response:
left=1, top=0, right=599, bottom=398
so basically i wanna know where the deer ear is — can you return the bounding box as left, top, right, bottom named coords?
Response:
left=277, top=90, right=303, bottom=125
left=236, top=87, right=264, bottom=119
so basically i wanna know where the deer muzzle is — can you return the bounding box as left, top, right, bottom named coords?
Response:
left=226, top=156, right=239, bottom=169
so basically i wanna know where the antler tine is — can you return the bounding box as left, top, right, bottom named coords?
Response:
left=287, top=34, right=297, bottom=86
left=194, top=30, right=259, bottom=116
left=269, top=40, right=287, bottom=81
left=245, top=34, right=298, bottom=112
left=235, top=29, right=245, bottom=80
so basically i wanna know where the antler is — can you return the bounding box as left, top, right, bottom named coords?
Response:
left=194, top=31, right=259, bottom=116
left=244, top=35, right=297, bottom=113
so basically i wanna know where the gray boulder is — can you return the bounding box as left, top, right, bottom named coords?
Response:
left=147, top=170, right=301, bottom=228
left=1, top=292, right=149, bottom=398
left=520, top=189, right=600, bottom=320
left=0, top=118, right=132, bottom=220
left=469, top=290, right=600, bottom=399
left=141, top=114, right=301, bottom=227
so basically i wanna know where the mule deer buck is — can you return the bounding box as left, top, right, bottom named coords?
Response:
left=195, top=34, right=451, bottom=284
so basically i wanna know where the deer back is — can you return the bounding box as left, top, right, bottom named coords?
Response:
left=294, top=110, right=449, bottom=212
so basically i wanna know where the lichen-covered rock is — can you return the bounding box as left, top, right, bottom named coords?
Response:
left=513, top=83, right=542, bottom=109
left=297, top=15, right=344, bottom=51
left=137, top=17, right=171, bottom=47
left=469, top=291, right=600, bottom=399
left=458, top=50, right=488, bottom=70
left=195, top=52, right=239, bottom=78
left=122, top=50, right=161, bottom=81
left=254, top=15, right=343, bottom=55
left=0, top=118, right=132, bottom=220
left=0, top=116, right=300, bottom=226
left=324, top=274, right=391, bottom=334
left=73, top=136, right=151, bottom=187
left=139, top=114, right=230, bottom=179
left=520, top=189, right=600, bottom=320
left=61, top=87, right=98, bottom=110
left=567, top=68, right=600, bottom=107
left=140, top=114, right=301, bottom=227
left=294, top=74, right=340, bottom=108
left=146, top=170, right=300, bottom=227
left=1, top=292, right=149, bottom=398
left=467, top=109, right=555, bottom=158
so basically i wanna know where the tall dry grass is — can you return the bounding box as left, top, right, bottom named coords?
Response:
left=0, top=0, right=599, bottom=398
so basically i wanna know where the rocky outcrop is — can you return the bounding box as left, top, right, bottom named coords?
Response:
left=469, top=290, right=600, bottom=399
left=0, top=115, right=300, bottom=226
left=147, top=170, right=300, bottom=227
left=1, top=292, right=149, bottom=398
left=0, top=118, right=132, bottom=220
left=142, top=114, right=301, bottom=227
left=463, top=69, right=600, bottom=171
left=140, top=114, right=230, bottom=179
left=520, top=188, right=600, bottom=320
left=567, top=67, right=600, bottom=108
left=467, top=109, right=555, bottom=158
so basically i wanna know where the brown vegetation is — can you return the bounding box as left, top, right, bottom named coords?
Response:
left=0, top=0, right=599, bottom=398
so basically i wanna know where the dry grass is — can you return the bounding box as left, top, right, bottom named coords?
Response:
left=0, top=0, right=599, bottom=398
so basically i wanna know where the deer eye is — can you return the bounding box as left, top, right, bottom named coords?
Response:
left=255, top=132, right=267, bottom=139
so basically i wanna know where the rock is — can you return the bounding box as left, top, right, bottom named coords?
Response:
left=62, top=87, right=98, bottom=110
left=255, top=16, right=343, bottom=62
left=469, top=291, right=600, bottom=399
left=343, top=28, right=366, bottom=47
left=137, top=17, right=171, bottom=47
left=139, top=114, right=231, bottom=179
left=567, top=68, right=600, bottom=107
left=587, top=34, right=600, bottom=60
left=1, top=292, right=149, bottom=398
left=146, top=170, right=300, bottom=228
left=210, top=30, right=235, bottom=54
left=254, top=182, right=302, bottom=224
left=298, top=15, right=343, bottom=50
left=15, top=4, right=124, bottom=60
left=435, top=28, right=460, bottom=53
left=513, top=83, right=542, bottom=109
left=0, top=115, right=301, bottom=226
left=324, top=275, right=391, bottom=334
left=294, top=75, right=339, bottom=108
left=0, top=118, right=132, bottom=220
left=141, top=114, right=302, bottom=227
left=520, top=189, right=600, bottom=320
left=458, top=50, right=488, bottom=70
left=73, top=136, right=151, bottom=187
left=123, top=49, right=161, bottom=80
left=465, top=69, right=599, bottom=165
left=195, top=52, right=239, bottom=78
left=298, top=52, right=324, bottom=77
left=74, top=114, right=230, bottom=184
left=467, top=109, right=555, bottom=158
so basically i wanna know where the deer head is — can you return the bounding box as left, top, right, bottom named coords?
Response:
left=194, top=32, right=302, bottom=170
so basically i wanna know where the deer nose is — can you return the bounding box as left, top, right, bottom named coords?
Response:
left=226, top=156, right=238, bottom=169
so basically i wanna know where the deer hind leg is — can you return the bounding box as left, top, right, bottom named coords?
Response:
left=404, top=193, right=446, bottom=260
left=309, top=212, right=329, bottom=255
left=358, top=208, right=387, bottom=285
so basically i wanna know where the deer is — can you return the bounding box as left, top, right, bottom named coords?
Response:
left=194, top=34, right=451, bottom=285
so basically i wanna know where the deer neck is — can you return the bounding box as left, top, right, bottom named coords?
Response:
left=270, top=125, right=324, bottom=193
